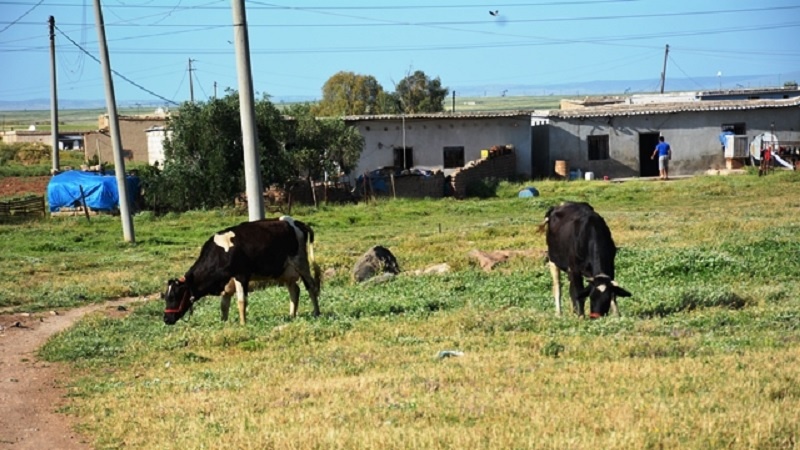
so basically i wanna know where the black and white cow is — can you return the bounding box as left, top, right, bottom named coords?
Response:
left=163, top=216, right=321, bottom=325
left=539, top=202, right=631, bottom=318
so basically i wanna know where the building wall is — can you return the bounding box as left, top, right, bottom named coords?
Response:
left=349, top=115, right=533, bottom=179
left=84, top=116, right=167, bottom=164
left=546, top=107, right=800, bottom=178
left=0, top=131, right=53, bottom=146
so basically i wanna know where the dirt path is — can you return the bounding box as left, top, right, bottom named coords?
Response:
left=0, top=297, right=152, bottom=450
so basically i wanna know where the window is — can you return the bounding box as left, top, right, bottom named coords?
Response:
left=443, top=146, right=465, bottom=168
left=588, top=135, right=609, bottom=160
left=721, top=123, right=746, bottom=135
left=393, top=147, right=413, bottom=170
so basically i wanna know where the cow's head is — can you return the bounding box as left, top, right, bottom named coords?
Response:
left=581, top=277, right=631, bottom=318
left=163, top=277, right=194, bottom=325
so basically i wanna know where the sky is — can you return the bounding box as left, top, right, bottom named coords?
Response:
left=1, top=0, right=800, bottom=108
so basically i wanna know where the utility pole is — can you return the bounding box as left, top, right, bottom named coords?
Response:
left=93, top=0, right=135, bottom=243
left=231, top=0, right=264, bottom=220
left=659, top=44, right=669, bottom=94
left=188, top=58, right=195, bottom=102
left=49, top=16, right=60, bottom=173
left=452, top=90, right=455, bottom=113
left=213, top=81, right=217, bottom=98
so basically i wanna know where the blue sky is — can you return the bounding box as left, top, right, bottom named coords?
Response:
left=1, top=0, right=799, bottom=107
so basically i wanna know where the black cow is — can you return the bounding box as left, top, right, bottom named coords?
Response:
left=539, top=202, right=631, bottom=318
left=163, top=216, right=321, bottom=325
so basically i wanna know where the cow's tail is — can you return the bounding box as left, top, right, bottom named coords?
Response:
left=285, top=217, right=321, bottom=293
left=300, top=223, right=322, bottom=294
left=537, top=206, right=555, bottom=234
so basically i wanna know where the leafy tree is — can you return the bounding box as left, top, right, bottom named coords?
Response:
left=314, top=71, right=390, bottom=116
left=395, top=70, right=449, bottom=113
left=285, top=103, right=364, bottom=182
left=140, top=92, right=291, bottom=212
left=140, top=93, right=364, bottom=212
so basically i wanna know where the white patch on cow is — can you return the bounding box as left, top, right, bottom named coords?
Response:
left=213, top=231, right=236, bottom=252
left=279, top=215, right=295, bottom=226
left=280, top=215, right=305, bottom=243
left=596, top=284, right=607, bottom=293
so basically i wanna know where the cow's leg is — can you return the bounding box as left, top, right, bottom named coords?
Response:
left=611, top=298, right=621, bottom=317
left=549, top=262, right=562, bottom=316
left=295, top=255, right=321, bottom=317
left=287, top=282, right=300, bottom=317
left=220, top=279, right=235, bottom=322
left=234, top=278, right=248, bottom=325
left=567, top=271, right=586, bottom=317
left=299, top=268, right=321, bottom=317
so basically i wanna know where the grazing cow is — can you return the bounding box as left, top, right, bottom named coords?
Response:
left=539, top=202, right=631, bottom=318
left=163, top=216, right=321, bottom=325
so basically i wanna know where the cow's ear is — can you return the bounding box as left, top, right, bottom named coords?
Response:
left=613, top=285, right=632, bottom=297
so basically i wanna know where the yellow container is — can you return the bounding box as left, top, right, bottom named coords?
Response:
left=481, top=149, right=490, bottom=159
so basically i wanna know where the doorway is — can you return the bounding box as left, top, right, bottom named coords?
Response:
left=639, top=132, right=660, bottom=177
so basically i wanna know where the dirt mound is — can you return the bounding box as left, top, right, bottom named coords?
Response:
left=0, top=176, right=51, bottom=199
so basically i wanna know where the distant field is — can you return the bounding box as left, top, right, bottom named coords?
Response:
left=0, top=95, right=586, bottom=133
left=0, top=107, right=145, bottom=133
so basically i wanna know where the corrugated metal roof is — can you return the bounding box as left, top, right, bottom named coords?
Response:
left=342, top=111, right=534, bottom=121
left=548, top=96, right=800, bottom=119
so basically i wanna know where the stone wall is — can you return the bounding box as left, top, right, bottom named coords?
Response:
left=450, top=152, right=516, bottom=199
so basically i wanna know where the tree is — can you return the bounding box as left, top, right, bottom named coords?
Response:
left=395, top=70, right=449, bottom=113
left=314, top=71, right=389, bottom=116
left=140, top=92, right=292, bottom=212
left=284, top=103, right=364, bottom=182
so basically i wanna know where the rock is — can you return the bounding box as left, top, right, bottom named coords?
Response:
left=352, top=245, right=401, bottom=283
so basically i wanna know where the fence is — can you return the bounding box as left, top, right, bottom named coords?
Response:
left=0, top=195, right=46, bottom=219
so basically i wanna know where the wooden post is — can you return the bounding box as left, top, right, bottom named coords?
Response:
left=78, top=185, right=91, bottom=222
left=309, top=177, right=318, bottom=208
left=390, top=173, right=396, bottom=199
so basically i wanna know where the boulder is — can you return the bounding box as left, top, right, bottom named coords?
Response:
left=353, top=245, right=401, bottom=283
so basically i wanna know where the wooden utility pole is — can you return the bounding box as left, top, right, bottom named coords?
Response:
left=49, top=16, right=60, bottom=173
left=231, top=0, right=264, bottom=220
left=659, top=44, right=669, bottom=94
left=188, top=58, right=195, bottom=102
left=93, top=0, right=135, bottom=243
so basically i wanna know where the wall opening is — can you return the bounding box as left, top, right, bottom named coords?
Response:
left=393, top=146, right=413, bottom=170
left=639, top=132, right=660, bottom=177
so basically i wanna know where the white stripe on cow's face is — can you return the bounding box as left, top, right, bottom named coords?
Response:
left=213, top=231, right=236, bottom=252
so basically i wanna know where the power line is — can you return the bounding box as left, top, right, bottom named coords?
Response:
left=55, top=24, right=178, bottom=105
left=0, top=0, right=42, bottom=34
left=668, top=54, right=706, bottom=90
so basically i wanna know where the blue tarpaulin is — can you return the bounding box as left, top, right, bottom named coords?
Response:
left=47, top=170, right=140, bottom=212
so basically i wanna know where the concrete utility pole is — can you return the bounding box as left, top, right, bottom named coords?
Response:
left=231, top=0, right=264, bottom=220
left=188, top=58, right=195, bottom=102
left=93, top=0, right=135, bottom=243
left=213, top=81, right=217, bottom=98
left=452, top=90, right=455, bottom=113
left=49, top=16, right=60, bottom=173
left=659, top=44, right=669, bottom=94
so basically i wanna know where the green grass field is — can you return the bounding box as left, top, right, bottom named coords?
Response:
left=3, top=173, right=800, bottom=449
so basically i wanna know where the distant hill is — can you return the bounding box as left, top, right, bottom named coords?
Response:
left=2, top=73, right=796, bottom=111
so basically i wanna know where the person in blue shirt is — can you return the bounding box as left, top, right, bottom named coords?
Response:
left=650, top=135, right=672, bottom=180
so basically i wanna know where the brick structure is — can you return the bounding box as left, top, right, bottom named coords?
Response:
left=84, top=115, right=167, bottom=164
left=450, top=151, right=516, bottom=199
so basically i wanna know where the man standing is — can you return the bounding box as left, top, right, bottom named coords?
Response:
left=651, top=135, right=672, bottom=180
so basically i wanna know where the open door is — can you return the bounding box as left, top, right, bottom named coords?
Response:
left=639, top=132, right=660, bottom=177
